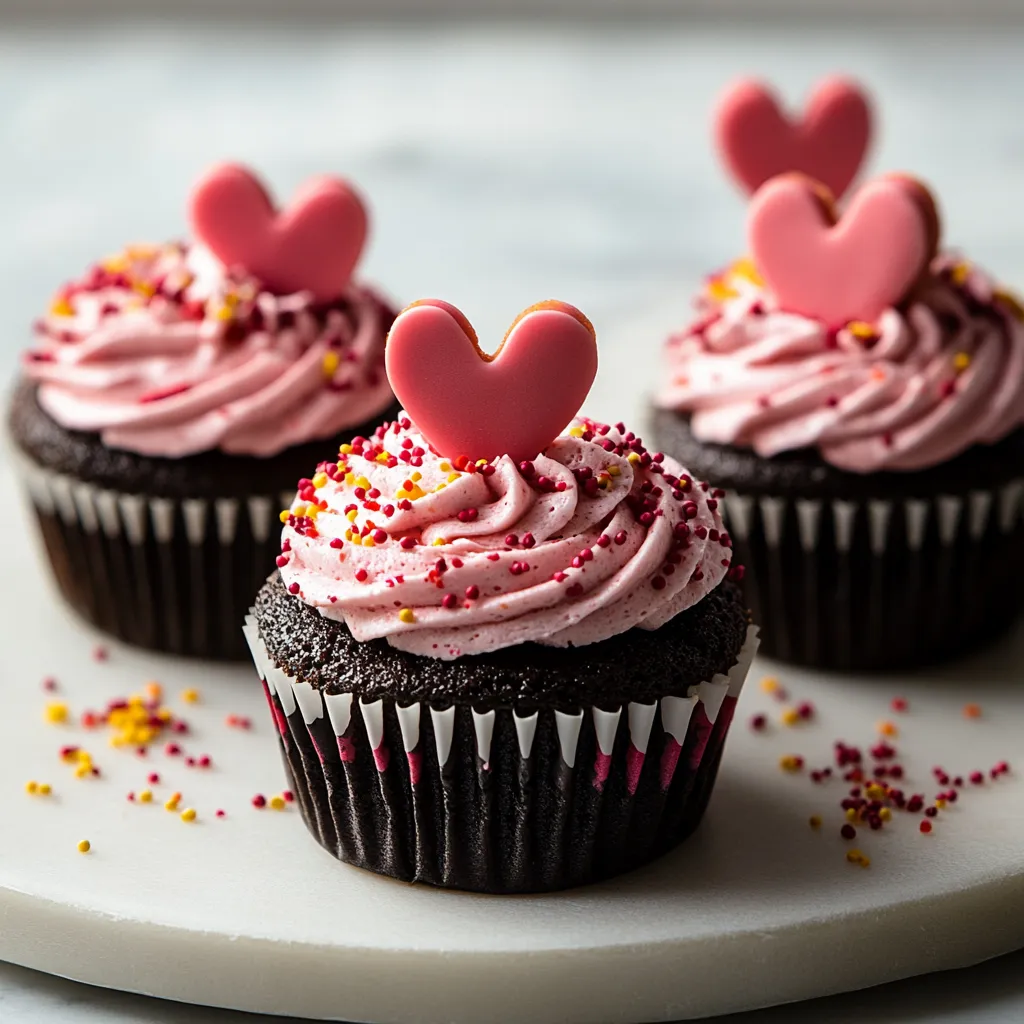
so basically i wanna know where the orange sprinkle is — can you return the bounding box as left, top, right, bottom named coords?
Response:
left=877, top=720, right=898, bottom=737
left=963, top=703, right=982, bottom=719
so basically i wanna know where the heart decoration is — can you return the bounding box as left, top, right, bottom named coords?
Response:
left=714, top=76, right=872, bottom=200
left=385, top=299, right=598, bottom=463
left=188, top=163, right=368, bottom=303
left=747, top=173, right=939, bottom=328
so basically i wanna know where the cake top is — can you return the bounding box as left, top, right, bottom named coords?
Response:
left=22, top=164, right=394, bottom=459
left=278, top=301, right=739, bottom=660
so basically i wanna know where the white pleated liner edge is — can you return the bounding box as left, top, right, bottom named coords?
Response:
left=243, top=614, right=759, bottom=769
left=722, top=481, right=1024, bottom=554
left=11, top=448, right=289, bottom=546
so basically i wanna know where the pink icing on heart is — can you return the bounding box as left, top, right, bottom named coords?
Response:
left=714, top=76, right=872, bottom=199
left=384, top=299, right=598, bottom=463
left=748, top=173, right=938, bottom=328
left=188, top=163, right=367, bottom=302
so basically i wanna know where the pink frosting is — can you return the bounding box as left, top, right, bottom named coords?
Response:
left=23, top=243, right=393, bottom=458
left=657, top=255, right=1024, bottom=472
left=277, top=415, right=736, bottom=660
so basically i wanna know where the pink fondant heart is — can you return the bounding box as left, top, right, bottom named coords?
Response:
left=385, top=300, right=598, bottom=463
left=748, top=173, right=939, bottom=328
left=188, top=163, right=367, bottom=302
left=715, top=77, right=872, bottom=199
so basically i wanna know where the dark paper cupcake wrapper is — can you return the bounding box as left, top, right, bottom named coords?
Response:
left=721, top=484, right=1024, bottom=671
left=243, top=616, right=758, bottom=893
left=14, top=451, right=297, bottom=660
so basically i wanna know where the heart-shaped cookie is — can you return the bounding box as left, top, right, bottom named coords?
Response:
left=385, top=300, right=598, bottom=463
left=715, top=76, right=872, bottom=199
left=188, top=163, right=367, bottom=302
left=748, top=173, right=939, bottom=328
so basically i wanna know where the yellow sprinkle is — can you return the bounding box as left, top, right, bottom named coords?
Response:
left=45, top=702, right=69, bottom=724
left=729, top=257, right=764, bottom=286
left=846, top=849, right=869, bottom=867
left=347, top=509, right=359, bottom=522
left=952, top=351, right=971, bottom=372
left=865, top=783, right=887, bottom=800
left=164, top=798, right=180, bottom=812
left=77, top=840, right=91, bottom=854
left=879, top=807, right=892, bottom=821
left=439, top=462, right=451, bottom=472
left=476, top=459, right=489, bottom=467
left=139, top=790, right=153, bottom=803
left=847, top=320, right=877, bottom=340
left=432, top=537, right=446, bottom=546
left=845, top=807, right=858, bottom=823
left=935, top=797, right=947, bottom=809
left=951, top=261, right=971, bottom=285
left=180, top=808, right=197, bottom=822
left=706, top=279, right=739, bottom=302
left=279, top=510, right=291, bottom=523
left=781, top=708, right=800, bottom=726
left=411, top=472, right=422, bottom=482
left=180, top=688, right=200, bottom=705
left=375, top=452, right=390, bottom=464
left=608, top=465, right=621, bottom=477
left=133, top=279, right=157, bottom=298
left=396, top=488, right=409, bottom=500
left=74, top=764, right=91, bottom=779
left=568, top=426, right=585, bottom=438
left=356, top=476, right=371, bottom=489
left=312, top=472, right=328, bottom=489
left=362, top=537, right=375, bottom=548
left=25, top=781, right=38, bottom=794
left=778, top=755, right=803, bottom=773
left=447, top=473, right=461, bottom=483
left=627, top=452, right=641, bottom=465
left=759, top=676, right=780, bottom=694
left=434, top=483, right=446, bottom=493
left=398, top=608, right=416, bottom=624
left=269, top=795, right=286, bottom=811
left=344, top=472, right=355, bottom=486
left=809, top=815, right=822, bottom=829
left=339, top=443, right=353, bottom=455
left=306, top=505, right=319, bottom=520
left=322, top=351, right=340, bottom=377
left=215, top=304, right=234, bottom=321
left=50, top=296, right=75, bottom=317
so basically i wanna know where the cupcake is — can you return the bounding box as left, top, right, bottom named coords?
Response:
left=9, top=163, right=398, bottom=660
left=244, top=299, right=756, bottom=893
left=651, top=170, right=1024, bottom=671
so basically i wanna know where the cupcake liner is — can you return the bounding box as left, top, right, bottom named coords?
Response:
left=721, top=482, right=1024, bottom=670
left=243, top=616, right=758, bottom=894
left=13, top=450, right=296, bottom=660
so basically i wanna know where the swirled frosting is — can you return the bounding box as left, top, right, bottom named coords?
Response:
left=657, top=255, right=1024, bottom=472
left=277, top=415, right=737, bottom=660
left=23, top=243, right=394, bottom=458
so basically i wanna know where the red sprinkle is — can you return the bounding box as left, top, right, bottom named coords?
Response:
left=840, top=824, right=856, bottom=840
left=920, top=820, right=933, bottom=834
left=252, top=794, right=267, bottom=809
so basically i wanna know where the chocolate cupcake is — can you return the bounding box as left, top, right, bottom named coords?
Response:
left=9, top=163, right=398, bottom=660
left=651, top=170, right=1024, bottom=671
left=244, top=299, right=757, bottom=893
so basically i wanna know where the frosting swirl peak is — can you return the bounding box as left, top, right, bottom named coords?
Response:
left=657, top=255, right=1024, bottom=473
left=278, top=416, right=736, bottom=660
left=23, top=243, right=393, bottom=458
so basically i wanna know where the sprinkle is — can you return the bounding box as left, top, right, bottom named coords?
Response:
left=139, top=789, right=153, bottom=803
left=920, top=820, right=933, bottom=834
left=877, top=721, right=898, bottom=737
left=93, top=646, right=108, bottom=662
left=42, top=677, right=57, bottom=692
left=216, top=810, right=226, bottom=818
left=180, top=808, right=197, bottom=822
left=270, top=795, right=286, bottom=811
left=750, top=713, right=767, bottom=732
left=891, top=697, right=908, bottom=713
left=808, top=815, right=822, bottom=830
left=180, top=688, right=200, bottom=704
left=846, top=321, right=877, bottom=340
left=963, top=703, right=982, bottom=719
left=252, top=794, right=267, bottom=809
left=322, top=351, right=340, bottom=377
left=951, top=261, right=971, bottom=285
left=760, top=676, right=780, bottom=694
left=164, top=794, right=181, bottom=812
left=25, top=780, right=38, bottom=794
left=840, top=824, right=856, bottom=840
left=781, top=707, right=800, bottom=726
left=952, top=351, right=971, bottom=372
left=398, top=608, right=416, bottom=624
left=45, top=702, right=69, bottom=724
left=77, top=840, right=91, bottom=854
left=779, top=754, right=804, bottom=773
left=846, top=849, right=870, bottom=867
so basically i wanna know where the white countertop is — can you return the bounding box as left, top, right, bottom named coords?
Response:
left=1, top=16, right=1023, bottom=1022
